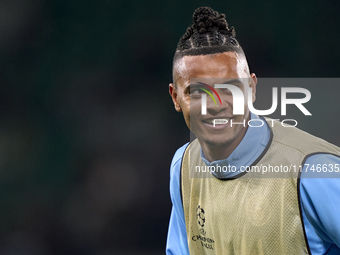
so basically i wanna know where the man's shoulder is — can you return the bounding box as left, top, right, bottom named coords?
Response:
left=301, top=153, right=340, bottom=178
left=169, top=143, right=190, bottom=197
left=171, top=143, right=190, bottom=170
left=266, top=118, right=340, bottom=156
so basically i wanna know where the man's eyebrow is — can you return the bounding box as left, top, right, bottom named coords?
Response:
left=184, top=80, right=243, bottom=93
left=185, top=83, right=202, bottom=93
left=220, top=79, right=243, bottom=87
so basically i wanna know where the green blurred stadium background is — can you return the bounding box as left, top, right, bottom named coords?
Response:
left=0, top=0, right=339, bottom=254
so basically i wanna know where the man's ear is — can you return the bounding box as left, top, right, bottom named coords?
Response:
left=169, top=83, right=182, bottom=112
left=250, top=73, right=257, bottom=103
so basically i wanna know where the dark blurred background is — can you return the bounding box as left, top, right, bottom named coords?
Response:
left=0, top=0, right=339, bottom=254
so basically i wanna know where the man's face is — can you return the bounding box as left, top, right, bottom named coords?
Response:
left=169, top=51, right=257, bottom=151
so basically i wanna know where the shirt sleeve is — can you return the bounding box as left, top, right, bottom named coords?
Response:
left=300, top=153, right=340, bottom=253
left=166, top=144, right=190, bottom=255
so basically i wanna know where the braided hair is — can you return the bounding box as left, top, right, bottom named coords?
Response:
left=173, top=7, right=245, bottom=68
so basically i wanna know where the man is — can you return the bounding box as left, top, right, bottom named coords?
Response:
left=166, top=6, right=340, bottom=255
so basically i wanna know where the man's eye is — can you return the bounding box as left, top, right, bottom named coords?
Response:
left=219, top=88, right=232, bottom=94
left=190, top=89, right=205, bottom=95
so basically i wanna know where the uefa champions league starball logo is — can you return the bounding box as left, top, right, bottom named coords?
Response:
left=196, top=205, right=205, bottom=227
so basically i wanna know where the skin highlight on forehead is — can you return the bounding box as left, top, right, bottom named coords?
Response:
left=173, top=52, right=250, bottom=87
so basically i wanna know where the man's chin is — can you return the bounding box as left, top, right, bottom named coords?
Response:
left=198, top=136, right=234, bottom=147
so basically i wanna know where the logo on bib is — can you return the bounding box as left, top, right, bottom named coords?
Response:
left=192, top=205, right=215, bottom=250
left=196, top=205, right=205, bottom=227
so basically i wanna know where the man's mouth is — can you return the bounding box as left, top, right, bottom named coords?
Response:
left=203, top=118, right=232, bottom=126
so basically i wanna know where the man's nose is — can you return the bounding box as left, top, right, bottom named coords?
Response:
left=206, top=97, right=228, bottom=115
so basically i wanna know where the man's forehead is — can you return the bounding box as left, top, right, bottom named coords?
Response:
left=173, top=52, right=249, bottom=86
